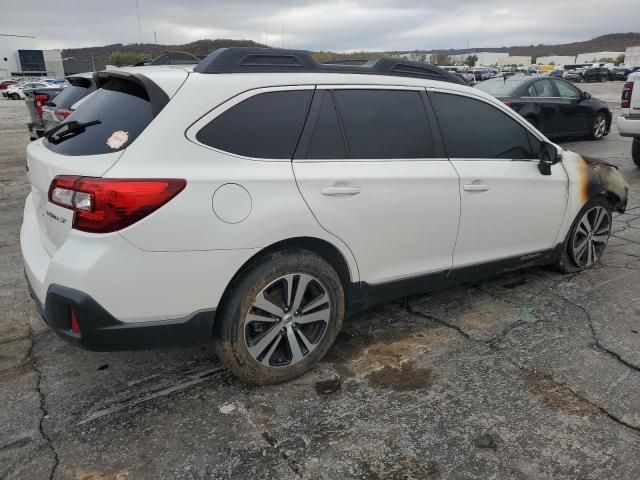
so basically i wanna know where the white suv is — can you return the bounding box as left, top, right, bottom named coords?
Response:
left=21, top=48, right=629, bottom=384
left=617, top=71, right=640, bottom=166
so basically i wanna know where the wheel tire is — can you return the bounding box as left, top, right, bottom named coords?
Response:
left=553, top=196, right=613, bottom=273
left=9, top=93, right=19, bottom=100
left=213, top=249, right=345, bottom=385
left=632, top=138, right=640, bottom=168
left=588, top=113, right=607, bottom=141
left=601, top=76, right=607, bottom=83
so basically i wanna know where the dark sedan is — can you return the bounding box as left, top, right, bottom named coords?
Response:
left=476, top=75, right=611, bottom=140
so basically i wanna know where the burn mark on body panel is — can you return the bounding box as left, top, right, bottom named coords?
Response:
left=578, top=156, right=628, bottom=212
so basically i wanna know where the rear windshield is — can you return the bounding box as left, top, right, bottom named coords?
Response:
left=50, top=82, right=93, bottom=109
left=475, top=77, right=529, bottom=96
left=44, top=78, right=153, bottom=156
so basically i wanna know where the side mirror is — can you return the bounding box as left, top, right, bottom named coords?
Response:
left=538, top=142, right=561, bottom=175
left=581, top=91, right=591, bottom=100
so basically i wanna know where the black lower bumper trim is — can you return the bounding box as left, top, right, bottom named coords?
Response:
left=41, top=284, right=215, bottom=351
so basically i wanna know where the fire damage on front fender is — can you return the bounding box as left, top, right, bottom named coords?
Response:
left=580, top=156, right=629, bottom=213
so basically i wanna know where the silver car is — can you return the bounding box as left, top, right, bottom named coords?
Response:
left=41, top=73, right=96, bottom=132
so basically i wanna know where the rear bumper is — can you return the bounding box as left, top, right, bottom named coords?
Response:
left=20, top=192, right=257, bottom=351
left=27, top=280, right=215, bottom=351
left=617, top=115, right=640, bottom=137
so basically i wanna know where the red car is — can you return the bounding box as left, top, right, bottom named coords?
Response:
left=0, top=80, right=17, bottom=90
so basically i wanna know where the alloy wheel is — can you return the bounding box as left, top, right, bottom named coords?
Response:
left=244, top=273, right=331, bottom=367
left=593, top=116, right=607, bottom=139
left=571, top=205, right=611, bottom=268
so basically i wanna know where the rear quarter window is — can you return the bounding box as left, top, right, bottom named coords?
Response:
left=44, top=78, right=154, bottom=156
left=195, top=90, right=313, bottom=159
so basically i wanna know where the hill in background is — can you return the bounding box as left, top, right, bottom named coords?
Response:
left=61, top=38, right=267, bottom=65
left=405, top=33, right=640, bottom=59
left=61, top=32, right=640, bottom=66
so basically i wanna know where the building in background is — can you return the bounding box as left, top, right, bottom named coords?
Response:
left=0, top=33, right=64, bottom=78
left=497, top=56, right=531, bottom=67
left=625, top=46, right=640, bottom=67
left=535, top=55, right=577, bottom=65
left=576, top=51, right=625, bottom=63
left=62, top=58, right=107, bottom=75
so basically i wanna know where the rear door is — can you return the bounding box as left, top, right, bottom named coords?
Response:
left=429, top=90, right=568, bottom=268
left=293, top=86, right=460, bottom=285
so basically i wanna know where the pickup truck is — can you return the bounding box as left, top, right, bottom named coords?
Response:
left=617, top=72, right=640, bottom=166
left=24, top=87, right=64, bottom=140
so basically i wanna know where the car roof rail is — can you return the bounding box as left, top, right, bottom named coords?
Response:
left=194, top=47, right=465, bottom=84
left=149, top=51, right=202, bottom=66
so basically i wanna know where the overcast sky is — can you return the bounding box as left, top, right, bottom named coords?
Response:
left=3, top=0, right=640, bottom=52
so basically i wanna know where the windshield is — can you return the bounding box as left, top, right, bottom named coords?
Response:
left=44, top=77, right=154, bottom=156
left=475, top=76, right=529, bottom=96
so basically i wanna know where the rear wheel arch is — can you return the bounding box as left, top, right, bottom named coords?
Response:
left=215, top=236, right=356, bottom=324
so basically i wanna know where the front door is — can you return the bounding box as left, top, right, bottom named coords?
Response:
left=551, top=79, right=593, bottom=135
left=293, top=87, right=461, bottom=285
left=429, top=90, right=568, bottom=268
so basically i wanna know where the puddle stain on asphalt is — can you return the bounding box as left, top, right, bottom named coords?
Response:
left=520, top=371, right=600, bottom=417
left=325, top=325, right=453, bottom=391
left=461, top=310, right=497, bottom=329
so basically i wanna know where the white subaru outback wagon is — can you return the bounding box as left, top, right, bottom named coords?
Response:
left=21, top=48, right=628, bottom=384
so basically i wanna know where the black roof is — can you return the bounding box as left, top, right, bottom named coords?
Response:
left=194, top=48, right=465, bottom=85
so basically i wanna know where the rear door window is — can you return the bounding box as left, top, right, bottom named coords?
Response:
left=431, top=92, right=535, bottom=160
left=332, top=89, right=436, bottom=159
left=196, top=90, right=314, bottom=159
left=44, top=77, right=154, bottom=156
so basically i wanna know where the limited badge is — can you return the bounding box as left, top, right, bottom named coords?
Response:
left=106, top=130, right=129, bottom=149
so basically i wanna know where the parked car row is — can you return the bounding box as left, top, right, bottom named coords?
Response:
left=24, top=73, right=96, bottom=140
left=1, top=78, right=66, bottom=100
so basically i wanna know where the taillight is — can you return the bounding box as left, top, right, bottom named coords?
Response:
left=622, top=82, right=633, bottom=108
left=54, top=108, right=73, bottom=121
left=34, top=93, right=49, bottom=118
left=502, top=100, right=513, bottom=108
left=70, top=309, right=81, bottom=334
left=48, top=176, right=186, bottom=233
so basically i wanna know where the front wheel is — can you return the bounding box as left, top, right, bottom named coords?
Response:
left=213, top=249, right=345, bottom=385
left=589, top=113, right=607, bottom=140
left=632, top=138, right=640, bottom=168
left=553, top=197, right=612, bottom=273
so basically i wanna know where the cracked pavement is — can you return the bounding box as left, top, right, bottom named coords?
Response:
left=2, top=82, right=640, bottom=479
